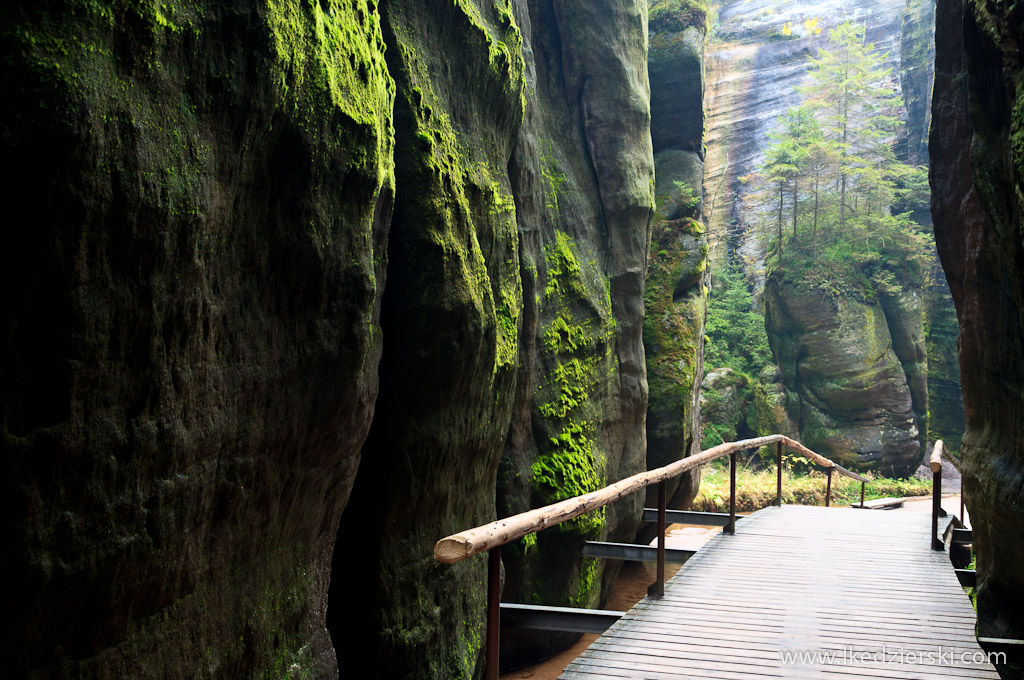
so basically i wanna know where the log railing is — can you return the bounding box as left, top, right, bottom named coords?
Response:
left=435, top=434, right=869, bottom=680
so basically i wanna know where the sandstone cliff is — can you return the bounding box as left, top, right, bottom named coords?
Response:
left=495, top=0, right=655, bottom=668
left=1, top=0, right=656, bottom=678
left=931, top=0, right=1024, bottom=664
left=1, top=1, right=394, bottom=676
left=641, top=0, right=709, bottom=528
left=703, top=0, right=959, bottom=474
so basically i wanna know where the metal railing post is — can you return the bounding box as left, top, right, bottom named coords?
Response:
left=655, top=481, right=666, bottom=597
left=775, top=441, right=783, bottom=507
left=960, top=489, right=965, bottom=525
left=487, top=548, right=500, bottom=680
left=727, top=451, right=737, bottom=534
left=860, top=480, right=865, bottom=508
left=825, top=467, right=833, bottom=507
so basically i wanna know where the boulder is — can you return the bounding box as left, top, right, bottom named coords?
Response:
left=765, top=278, right=923, bottom=476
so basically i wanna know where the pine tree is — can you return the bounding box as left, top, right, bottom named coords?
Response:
left=751, top=21, right=929, bottom=284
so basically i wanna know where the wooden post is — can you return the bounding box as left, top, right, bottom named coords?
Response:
left=961, top=489, right=965, bottom=525
left=487, top=548, right=500, bottom=680
left=727, top=451, right=737, bottom=534
left=860, top=481, right=866, bottom=508
left=775, top=441, right=783, bottom=507
left=931, top=441, right=945, bottom=551
left=655, top=481, right=666, bottom=597
left=825, top=467, right=833, bottom=507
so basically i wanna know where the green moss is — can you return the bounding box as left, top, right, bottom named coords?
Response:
left=531, top=422, right=605, bottom=536
left=544, top=231, right=585, bottom=300
left=571, top=557, right=601, bottom=608
left=540, top=141, right=570, bottom=216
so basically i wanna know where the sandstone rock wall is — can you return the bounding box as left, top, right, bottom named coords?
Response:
left=496, top=0, right=655, bottom=667
left=764, top=280, right=923, bottom=476
left=931, top=0, right=1024, bottom=658
left=1, top=0, right=655, bottom=677
left=1, top=1, right=394, bottom=677
left=703, top=0, right=959, bottom=473
left=640, top=0, right=709, bottom=522
left=704, top=0, right=906, bottom=273
left=328, top=2, right=527, bottom=677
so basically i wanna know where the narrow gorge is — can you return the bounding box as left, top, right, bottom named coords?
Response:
left=1, top=0, right=1022, bottom=678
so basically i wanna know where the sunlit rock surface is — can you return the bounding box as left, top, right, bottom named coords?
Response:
left=704, top=0, right=907, bottom=273
left=704, top=0, right=961, bottom=471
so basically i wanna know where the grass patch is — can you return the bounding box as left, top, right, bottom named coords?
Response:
left=964, top=553, right=977, bottom=610
left=692, top=461, right=933, bottom=513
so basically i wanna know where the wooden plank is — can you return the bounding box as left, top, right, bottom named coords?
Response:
left=558, top=506, right=999, bottom=680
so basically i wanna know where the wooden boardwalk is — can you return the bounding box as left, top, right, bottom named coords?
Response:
left=561, top=505, right=999, bottom=680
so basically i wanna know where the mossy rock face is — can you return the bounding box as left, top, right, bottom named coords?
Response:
left=495, top=0, right=655, bottom=669
left=642, top=149, right=707, bottom=520
left=330, top=1, right=527, bottom=677
left=639, top=3, right=709, bottom=525
left=931, top=0, right=1024, bottom=651
left=700, top=368, right=747, bottom=444
left=755, top=365, right=795, bottom=441
left=764, top=276, right=924, bottom=477
left=0, top=1, right=394, bottom=677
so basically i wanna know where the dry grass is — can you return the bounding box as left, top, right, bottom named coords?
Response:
left=692, top=461, right=932, bottom=513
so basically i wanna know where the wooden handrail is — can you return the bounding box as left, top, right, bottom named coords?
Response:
left=435, top=434, right=863, bottom=564
left=930, top=439, right=944, bottom=473
left=931, top=440, right=945, bottom=550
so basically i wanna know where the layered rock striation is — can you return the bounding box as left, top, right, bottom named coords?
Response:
left=931, top=0, right=1024, bottom=662
left=765, top=280, right=925, bottom=476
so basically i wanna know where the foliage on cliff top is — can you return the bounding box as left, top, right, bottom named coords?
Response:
left=649, top=0, right=709, bottom=34
left=746, top=22, right=932, bottom=301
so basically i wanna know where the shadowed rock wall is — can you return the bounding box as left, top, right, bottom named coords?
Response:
left=1, top=1, right=394, bottom=677
left=328, top=1, right=527, bottom=677
left=931, top=0, right=1024, bottom=665
left=641, top=0, right=709, bottom=523
left=2, top=0, right=655, bottom=676
left=496, top=0, right=655, bottom=668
